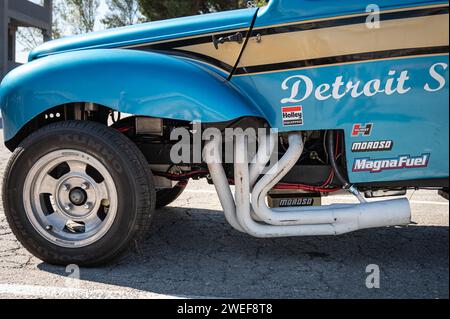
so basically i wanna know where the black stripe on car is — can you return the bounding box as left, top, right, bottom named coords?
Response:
left=234, top=46, right=449, bottom=75
left=251, top=6, right=449, bottom=37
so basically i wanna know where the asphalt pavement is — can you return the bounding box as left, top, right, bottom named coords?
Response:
left=0, top=130, right=448, bottom=299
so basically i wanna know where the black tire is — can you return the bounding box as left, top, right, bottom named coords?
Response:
left=2, top=121, right=156, bottom=266
left=156, top=182, right=187, bottom=209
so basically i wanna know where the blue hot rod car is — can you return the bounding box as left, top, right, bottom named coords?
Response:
left=0, top=0, right=448, bottom=266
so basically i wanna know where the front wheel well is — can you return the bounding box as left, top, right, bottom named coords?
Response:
left=5, top=102, right=113, bottom=151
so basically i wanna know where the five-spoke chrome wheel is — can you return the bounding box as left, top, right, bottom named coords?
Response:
left=23, top=150, right=118, bottom=248
left=4, top=121, right=155, bottom=265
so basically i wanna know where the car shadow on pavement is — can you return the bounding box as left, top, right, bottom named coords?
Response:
left=38, top=206, right=449, bottom=299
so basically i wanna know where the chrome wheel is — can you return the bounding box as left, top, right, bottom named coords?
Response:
left=23, top=150, right=118, bottom=248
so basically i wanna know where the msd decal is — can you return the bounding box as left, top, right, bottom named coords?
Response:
left=352, top=123, right=373, bottom=137
left=282, top=106, right=303, bottom=126
left=353, top=153, right=430, bottom=173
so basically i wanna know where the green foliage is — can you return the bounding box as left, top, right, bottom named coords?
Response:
left=138, top=0, right=267, bottom=21
left=17, top=0, right=268, bottom=52
left=62, top=0, right=100, bottom=34
left=102, top=0, right=144, bottom=28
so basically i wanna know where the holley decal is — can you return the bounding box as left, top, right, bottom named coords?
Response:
left=282, top=106, right=303, bottom=126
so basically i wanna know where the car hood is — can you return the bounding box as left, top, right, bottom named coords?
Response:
left=29, top=8, right=257, bottom=61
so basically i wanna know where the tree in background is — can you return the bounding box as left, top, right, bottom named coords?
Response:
left=17, top=0, right=267, bottom=53
left=102, top=0, right=144, bottom=28
left=51, top=0, right=65, bottom=38
left=62, top=0, right=100, bottom=34
left=16, top=28, right=43, bottom=52
left=138, top=0, right=267, bottom=22
left=247, top=0, right=268, bottom=8
left=17, top=0, right=65, bottom=51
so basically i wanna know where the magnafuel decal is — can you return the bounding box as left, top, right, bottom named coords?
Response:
left=353, top=154, right=430, bottom=173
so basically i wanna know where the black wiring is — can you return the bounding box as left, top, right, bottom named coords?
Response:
left=327, top=130, right=349, bottom=188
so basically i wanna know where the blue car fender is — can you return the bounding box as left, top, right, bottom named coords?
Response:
left=0, top=49, right=262, bottom=143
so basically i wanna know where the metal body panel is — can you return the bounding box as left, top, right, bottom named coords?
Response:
left=254, top=0, right=448, bottom=27
left=28, top=8, right=257, bottom=61
left=0, top=49, right=261, bottom=141
left=0, top=0, right=448, bottom=186
left=229, top=0, right=449, bottom=184
left=232, top=55, right=449, bottom=183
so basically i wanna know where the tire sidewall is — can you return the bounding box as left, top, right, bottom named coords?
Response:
left=3, top=122, right=153, bottom=266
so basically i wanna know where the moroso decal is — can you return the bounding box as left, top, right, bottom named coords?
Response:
left=352, top=140, right=394, bottom=152
left=279, top=197, right=314, bottom=207
left=352, top=123, right=373, bottom=137
left=282, top=106, right=303, bottom=126
left=353, top=153, right=430, bottom=173
left=268, top=192, right=321, bottom=208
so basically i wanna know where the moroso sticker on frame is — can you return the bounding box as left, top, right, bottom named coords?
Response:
left=352, top=140, right=394, bottom=152
left=282, top=106, right=303, bottom=126
left=353, top=153, right=430, bottom=173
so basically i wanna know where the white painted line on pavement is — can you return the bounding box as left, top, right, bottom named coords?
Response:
left=409, top=200, right=449, bottom=206
left=0, top=283, right=179, bottom=299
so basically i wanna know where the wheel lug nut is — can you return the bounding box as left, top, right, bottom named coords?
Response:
left=101, top=199, right=110, bottom=207
left=84, top=203, right=92, bottom=210
left=46, top=225, right=53, bottom=231
left=62, top=184, right=71, bottom=191
left=81, top=183, right=90, bottom=190
left=64, top=204, right=72, bottom=211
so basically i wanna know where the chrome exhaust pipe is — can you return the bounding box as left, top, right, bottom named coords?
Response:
left=205, top=132, right=411, bottom=238
left=203, top=138, right=245, bottom=233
